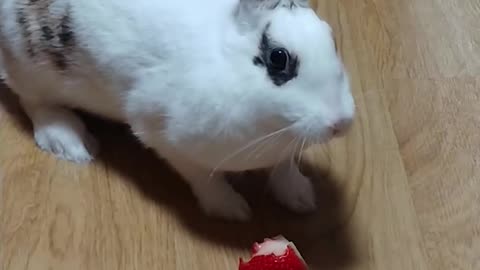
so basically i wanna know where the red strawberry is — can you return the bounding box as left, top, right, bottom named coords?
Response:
left=239, top=236, right=308, bottom=270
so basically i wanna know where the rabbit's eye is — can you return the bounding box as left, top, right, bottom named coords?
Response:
left=269, top=48, right=289, bottom=70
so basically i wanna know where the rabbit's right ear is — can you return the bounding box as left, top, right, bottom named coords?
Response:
left=234, top=0, right=279, bottom=30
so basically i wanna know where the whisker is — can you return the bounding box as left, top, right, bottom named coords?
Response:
left=289, top=137, right=301, bottom=179
left=247, top=130, right=285, bottom=160
left=209, top=126, right=292, bottom=178
left=269, top=137, right=298, bottom=180
left=297, top=137, right=307, bottom=166
left=260, top=135, right=297, bottom=197
left=245, top=132, right=278, bottom=160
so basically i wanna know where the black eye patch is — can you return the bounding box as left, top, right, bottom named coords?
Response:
left=253, top=26, right=299, bottom=87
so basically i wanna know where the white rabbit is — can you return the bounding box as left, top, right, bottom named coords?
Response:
left=0, top=0, right=355, bottom=221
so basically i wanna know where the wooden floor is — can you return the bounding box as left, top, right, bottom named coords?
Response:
left=1, top=0, right=479, bottom=269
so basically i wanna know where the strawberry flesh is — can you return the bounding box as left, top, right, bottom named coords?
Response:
left=239, top=236, right=307, bottom=270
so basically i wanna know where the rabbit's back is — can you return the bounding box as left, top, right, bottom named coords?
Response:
left=0, top=0, right=235, bottom=120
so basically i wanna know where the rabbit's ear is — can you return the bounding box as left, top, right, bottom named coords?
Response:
left=234, top=0, right=275, bottom=30
left=234, top=0, right=309, bottom=30
left=238, top=0, right=309, bottom=11
left=238, top=0, right=281, bottom=11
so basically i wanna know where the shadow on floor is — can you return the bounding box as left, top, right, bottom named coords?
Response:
left=0, top=83, right=357, bottom=269
left=0, top=79, right=32, bottom=133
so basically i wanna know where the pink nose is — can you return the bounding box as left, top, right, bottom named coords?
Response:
left=331, top=118, right=353, bottom=136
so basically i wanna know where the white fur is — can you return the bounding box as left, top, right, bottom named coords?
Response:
left=0, top=0, right=354, bottom=220
left=21, top=99, right=99, bottom=163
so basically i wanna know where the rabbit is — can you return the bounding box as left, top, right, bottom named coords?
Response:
left=0, top=0, right=355, bottom=221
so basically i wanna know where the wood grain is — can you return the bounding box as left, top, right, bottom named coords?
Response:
left=1, top=0, right=479, bottom=269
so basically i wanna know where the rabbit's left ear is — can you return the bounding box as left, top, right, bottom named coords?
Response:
left=234, top=0, right=310, bottom=30
left=237, top=0, right=283, bottom=13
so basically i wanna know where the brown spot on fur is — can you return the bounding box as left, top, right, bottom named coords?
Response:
left=16, top=8, right=36, bottom=57
left=59, top=13, right=74, bottom=47
left=15, top=0, right=76, bottom=71
left=41, top=25, right=54, bottom=40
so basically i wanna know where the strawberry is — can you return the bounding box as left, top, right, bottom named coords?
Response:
left=239, top=236, right=308, bottom=270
